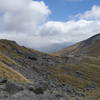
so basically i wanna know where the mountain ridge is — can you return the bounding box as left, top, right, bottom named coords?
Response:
left=53, top=33, right=100, bottom=57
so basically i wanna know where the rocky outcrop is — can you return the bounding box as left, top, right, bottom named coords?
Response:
left=0, top=79, right=71, bottom=100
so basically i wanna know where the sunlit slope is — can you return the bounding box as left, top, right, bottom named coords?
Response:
left=0, top=61, right=30, bottom=83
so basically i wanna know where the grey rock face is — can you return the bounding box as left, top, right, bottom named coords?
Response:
left=0, top=80, right=24, bottom=95
left=0, top=79, right=71, bottom=100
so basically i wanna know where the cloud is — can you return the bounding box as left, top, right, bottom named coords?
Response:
left=0, top=32, right=52, bottom=48
left=0, top=1, right=100, bottom=52
left=38, top=5, right=100, bottom=45
left=39, top=20, right=100, bottom=43
left=71, top=5, right=100, bottom=21
left=64, top=0, right=86, bottom=2
left=0, top=0, right=51, bottom=33
left=79, top=5, right=100, bottom=20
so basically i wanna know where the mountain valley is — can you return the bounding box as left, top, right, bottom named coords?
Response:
left=0, top=34, right=100, bottom=100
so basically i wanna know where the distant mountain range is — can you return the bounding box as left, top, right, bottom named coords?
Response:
left=0, top=34, right=100, bottom=100
left=39, top=42, right=73, bottom=53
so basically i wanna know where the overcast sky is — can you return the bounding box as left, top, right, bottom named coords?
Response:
left=0, top=0, right=100, bottom=51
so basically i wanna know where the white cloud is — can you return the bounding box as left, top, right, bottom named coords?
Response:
left=78, top=5, right=100, bottom=20
left=39, top=20, right=100, bottom=43
left=0, top=0, right=51, bottom=33
left=0, top=2, right=100, bottom=51
left=38, top=5, right=100, bottom=45
left=0, top=32, right=52, bottom=48
left=39, top=5, right=100, bottom=42
left=64, top=0, right=86, bottom=2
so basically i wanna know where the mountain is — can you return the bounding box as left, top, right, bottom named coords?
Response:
left=0, top=39, right=64, bottom=82
left=0, top=61, right=30, bottom=83
left=37, top=42, right=73, bottom=53
left=0, top=39, right=69, bottom=100
left=0, top=38, right=100, bottom=100
left=54, top=33, right=100, bottom=57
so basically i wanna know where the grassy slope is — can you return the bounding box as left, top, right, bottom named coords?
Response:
left=54, top=42, right=100, bottom=57
left=53, top=34, right=100, bottom=57
left=48, top=56, right=100, bottom=98
left=49, top=56, right=100, bottom=88
left=0, top=40, right=35, bottom=83
left=0, top=39, right=53, bottom=57
left=0, top=62, right=31, bottom=83
left=0, top=39, right=54, bottom=83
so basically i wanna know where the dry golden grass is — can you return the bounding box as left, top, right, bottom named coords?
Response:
left=49, top=56, right=100, bottom=89
left=82, top=56, right=100, bottom=65
left=0, top=53, right=17, bottom=65
left=49, top=59, right=100, bottom=99
left=49, top=66, right=90, bottom=89
left=0, top=39, right=54, bottom=60
left=0, top=62, right=31, bottom=83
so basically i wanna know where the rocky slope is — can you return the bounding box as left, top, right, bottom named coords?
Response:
left=0, top=39, right=69, bottom=100
left=54, top=33, right=100, bottom=57
left=0, top=35, right=100, bottom=100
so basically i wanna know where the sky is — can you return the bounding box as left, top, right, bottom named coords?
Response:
left=36, top=0, right=100, bottom=21
left=0, top=0, right=100, bottom=52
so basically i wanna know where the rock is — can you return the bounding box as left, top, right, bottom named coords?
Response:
left=0, top=79, right=7, bottom=84
left=33, top=87, right=44, bottom=94
left=5, top=81, right=24, bottom=95
left=0, top=91, right=9, bottom=99
left=0, top=80, right=24, bottom=96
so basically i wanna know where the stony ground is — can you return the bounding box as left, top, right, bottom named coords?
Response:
left=0, top=39, right=100, bottom=100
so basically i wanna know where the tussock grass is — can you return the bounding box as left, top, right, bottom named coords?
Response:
left=0, top=62, right=31, bottom=83
left=49, top=66, right=90, bottom=89
left=82, top=56, right=100, bottom=65
left=49, top=57, right=100, bottom=89
left=0, top=53, right=17, bottom=65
